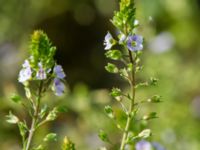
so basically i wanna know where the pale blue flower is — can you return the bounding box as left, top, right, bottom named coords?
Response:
left=127, top=35, right=143, bottom=51
left=136, top=140, right=152, bottom=150
left=52, top=64, right=66, bottom=96
left=152, top=142, right=165, bottom=150
left=54, top=65, right=66, bottom=79
left=52, top=78, right=65, bottom=96
left=18, top=60, right=32, bottom=83
left=104, top=32, right=115, bottom=50
left=36, top=62, right=47, bottom=80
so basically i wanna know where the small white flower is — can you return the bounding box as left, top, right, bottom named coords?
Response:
left=18, top=60, right=32, bottom=83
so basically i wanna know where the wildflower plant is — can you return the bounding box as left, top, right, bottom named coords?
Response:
left=6, top=30, right=67, bottom=150
left=99, top=0, right=162, bottom=149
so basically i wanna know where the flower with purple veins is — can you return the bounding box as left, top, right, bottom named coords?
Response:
left=52, top=78, right=65, bottom=96
left=136, top=140, right=152, bottom=150
left=54, top=65, right=66, bottom=79
left=18, top=60, right=32, bottom=83
left=36, top=62, right=47, bottom=80
left=127, top=35, right=143, bottom=51
left=104, top=32, right=115, bottom=50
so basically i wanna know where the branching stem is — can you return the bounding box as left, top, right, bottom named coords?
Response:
left=25, top=81, right=43, bottom=150
left=120, top=51, right=136, bottom=150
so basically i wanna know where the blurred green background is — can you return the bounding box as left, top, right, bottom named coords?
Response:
left=0, top=0, right=200, bottom=149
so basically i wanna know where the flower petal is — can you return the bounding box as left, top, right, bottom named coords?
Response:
left=54, top=65, right=66, bottom=79
left=53, top=78, right=65, bottom=96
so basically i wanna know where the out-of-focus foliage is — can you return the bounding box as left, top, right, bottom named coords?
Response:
left=0, top=0, right=200, bottom=150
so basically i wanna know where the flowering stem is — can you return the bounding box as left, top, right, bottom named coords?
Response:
left=25, top=81, right=43, bottom=150
left=120, top=51, right=135, bottom=150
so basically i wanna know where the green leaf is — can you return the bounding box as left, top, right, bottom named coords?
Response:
left=143, top=112, right=158, bottom=120
left=119, top=68, right=129, bottom=78
left=138, top=129, right=152, bottom=138
left=149, top=77, right=158, bottom=86
left=43, top=133, right=57, bottom=142
left=25, top=87, right=32, bottom=99
left=105, top=63, right=118, bottom=73
left=110, top=88, right=123, bottom=101
left=104, top=105, right=115, bottom=119
left=6, top=111, right=19, bottom=124
left=105, top=50, right=122, bottom=60
left=98, top=130, right=110, bottom=143
left=135, top=82, right=148, bottom=89
left=46, top=107, right=59, bottom=121
left=147, top=95, right=162, bottom=103
left=39, top=105, right=48, bottom=119
left=110, top=88, right=122, bottom=97
left=10, top=94, right=22, bottom=104
left=32, top=145, right=45, bottom=150
left=127, top=63, right=133, bottom=72
left=135, top=66, right=143, bottom=73
left=57, top=105, right=68, bottom=113
left=18, top=121, right=28, bottom=137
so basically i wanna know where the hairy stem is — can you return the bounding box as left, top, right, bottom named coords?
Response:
left=120, top=51, right=135, bottom=150
left=25, top=81, right=43, bottom=150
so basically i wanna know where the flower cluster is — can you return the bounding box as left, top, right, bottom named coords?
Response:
left=18, top=30, right=66, bottom=96
left=104, top=32, right=143, bottom=52
left=8, top=30, right=68, bottom=150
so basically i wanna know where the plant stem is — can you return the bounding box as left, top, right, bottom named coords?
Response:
left=120, top=51, right=135, bottom=150
left=25, top=81, right=43, bottom=150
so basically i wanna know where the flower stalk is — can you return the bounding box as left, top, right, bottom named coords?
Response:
left=6, top=30, right=67, bottom=150
left=99, top=0, right=162, bottom=149
left=25, top=81, right=43, bottom=150
left=120, top=51, right=136, bottom=150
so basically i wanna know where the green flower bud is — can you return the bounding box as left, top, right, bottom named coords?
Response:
left=62, top=136, right=75, bottom=150
left=29, top=30, right=56, bottom=69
